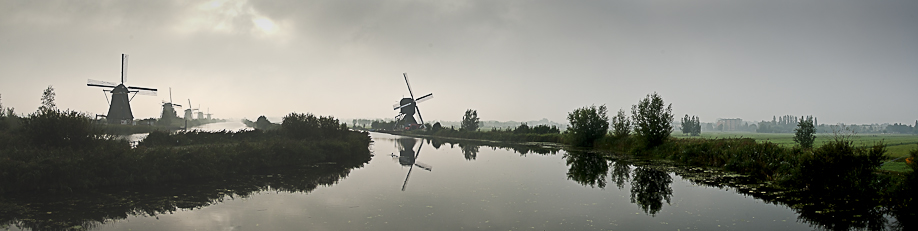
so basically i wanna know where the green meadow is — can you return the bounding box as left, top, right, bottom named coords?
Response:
left=673, top=132, right=918, bottom=158
left=672, top=132, right=917, bottom=172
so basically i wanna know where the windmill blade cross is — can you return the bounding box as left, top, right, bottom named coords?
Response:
left=128, top=86, right=158, bottom=92
left=121, top=54, right=129, bottom=84
left=415, top=93, right=433, bottom=103
left=131, top=90, right=157, bottom=96
left=414, top=162, right=432, bottom=171
left=87, top=79, right=118, bottom=88
left=403, top=73, right=416, bottom=100
left=393, top=101, right=415, bottom=110
left=415, top=106, right=425, bottom=126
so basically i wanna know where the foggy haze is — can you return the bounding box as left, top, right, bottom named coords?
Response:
left=1, top=0, right=916, bottom=125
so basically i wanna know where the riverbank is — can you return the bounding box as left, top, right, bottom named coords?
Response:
left=380, top=128, right=916, bottom=224
left=0, top=110, right=371, bottom=194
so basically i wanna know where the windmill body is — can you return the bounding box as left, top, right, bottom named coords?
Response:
left=392, top=73, right=433, bottom=130
left=106, top=84, right=133, bottom=124
left=86, top=54, right=157, bottom=125
left=159, top=88, right=182, bottom=127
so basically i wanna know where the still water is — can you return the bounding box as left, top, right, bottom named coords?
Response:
left=3, top=130, right=889, bottom=230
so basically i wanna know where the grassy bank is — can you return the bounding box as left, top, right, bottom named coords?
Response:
left=0, top=110, right=371, bottom=194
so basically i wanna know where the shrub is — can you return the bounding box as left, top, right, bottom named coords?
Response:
left=611, top=109, right=631, bottom=138
left=794, top=116, right=816, bottom=149
left=19, top=109, right=110, bottom=149
left=461, top=109, right=480, bottom=132
left=631, top=92, right=673, bottom=148
left=282, top=113, right=347, bottom=140
left=566, top=105, right=609, bottom=148
left=789, top=138, right=887, bottom=196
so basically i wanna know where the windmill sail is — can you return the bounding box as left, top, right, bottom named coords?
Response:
left=85, top=54, right=156, bottom=124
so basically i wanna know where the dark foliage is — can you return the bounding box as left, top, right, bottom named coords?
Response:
left=461, top=109, right=480, bottom=132
left=566, top=105, right=609, bottom=148
left=789, top=139, right=887, bottom=196
left=565, top=151, right=609, bottom=188
left=630, top=167, right=672, bottom=216
left=281, top=113, right=349, bottom=140
left=0, top=111, right=371, bottom=194
left=793, top=116, right=816, bottom=149
left=20, top=109, right=112, bottom=149
left=611, top=109, right=630, bottom=138
left=631, top=92, right=673, bottom=148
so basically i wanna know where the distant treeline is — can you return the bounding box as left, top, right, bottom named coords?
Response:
left=351, top=118, right=568, bottom=131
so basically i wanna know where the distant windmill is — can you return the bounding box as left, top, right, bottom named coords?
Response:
left=196, top=104, right=204, bottom=120
left=86, top=54, right=157, bottom=124
left=205, top=107, right=213, bottom=120
left=159, top=88, right=181, bottom=126
left=392, top=138, right=432, bottom=191
left=392, top=73, right=433, bottom=130
left=184, top=99, right=197, bottom=121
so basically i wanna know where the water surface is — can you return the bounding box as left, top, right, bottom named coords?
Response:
left=2, top=132, right=897, bottom=230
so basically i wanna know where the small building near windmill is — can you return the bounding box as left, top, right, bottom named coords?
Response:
left=715, top=118, right=744, bottom=131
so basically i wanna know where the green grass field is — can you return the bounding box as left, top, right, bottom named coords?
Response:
left=673, top=132, right=918, bottom=159
left=673, top=132, right=917, bottom=173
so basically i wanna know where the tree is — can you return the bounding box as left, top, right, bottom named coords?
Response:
left=611, top=108, right=631, bottom=137
left=690, top=116, right=701, bottom=136
left=431, top=122, right=443, bottom=132
left=681, top=115, right=701, bottom=136
left=680, top=114, right=692, bottom=135
left=567, top=105, right=609, bottom=147
left=461, top=109, right=480, bottom=132
left=631, top=92, right=673, bottom=147
left=514, top=123, right=531, bottom=134
left=255, top=115, right=273, bottom=130
left=794, top=115, right=816, bottom=149
left=39, top=85, right=56, bottom=112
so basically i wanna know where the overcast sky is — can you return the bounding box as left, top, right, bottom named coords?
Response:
left=1, top=0, right=916, bottom=125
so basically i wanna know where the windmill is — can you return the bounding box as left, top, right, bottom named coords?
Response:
left=159, top=88, right=182, bottom=126
left=205, top=107, right=213, bottom=120
left=86, top=54, right=157, bottom=124
left=392, top=73, right=433, bottom=130
left=196, top=104, right=204, bottom=120
left=184, top=99, right=198, bottom=121
left=391, top=138, right=432, bottom=191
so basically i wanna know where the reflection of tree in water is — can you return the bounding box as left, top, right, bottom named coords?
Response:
left=429, top=138, right=443, bottom=149
left=790, top=190, right=890, bottom=231
left=630, top=167, right=673, bottom=216
left=564, top=151, right=610, bottom=188
left=610, top=160, right=631, bottom=189
left=0, top=160, right=369, bottom=231
left=423, top=137, right=559, bottom=159
left=459, top=142, right=479, bottom=160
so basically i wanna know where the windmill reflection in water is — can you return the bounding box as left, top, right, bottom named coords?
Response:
left=391, top=138, right=433, bottom=191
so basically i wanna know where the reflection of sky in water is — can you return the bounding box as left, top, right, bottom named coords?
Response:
left=85, top=132, right=811, bottom=231
left=189, top=121, right=252, bottom=132
left=118, top=121, right=252, bottom=144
